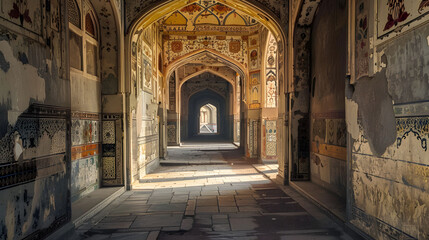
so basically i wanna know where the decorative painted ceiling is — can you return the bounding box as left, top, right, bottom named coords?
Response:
left=161, top=0, right=259, bottom=34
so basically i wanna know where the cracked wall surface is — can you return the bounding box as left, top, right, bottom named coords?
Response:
left=290, top=0, right=429, bottom=238
left=0, top=0, right=70, bottom=238
left=348, top=2, right=429, bottom=239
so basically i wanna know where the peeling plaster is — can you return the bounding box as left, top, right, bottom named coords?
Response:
left=352, top=67, right=396, bottom=156
left=0, top=40, right=46, bottom=126
left=0, top=51, right=10, bottom=72
left=346, top=99, right=359, bottom=140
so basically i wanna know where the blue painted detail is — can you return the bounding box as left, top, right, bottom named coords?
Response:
left=18, top=52, right=28, bottom=64
left=396, top=117, right=429, bottom=151
left=0, top=51, right=10, bottom=72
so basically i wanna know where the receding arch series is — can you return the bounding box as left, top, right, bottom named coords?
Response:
left=124, top=0, right=289, bottom=187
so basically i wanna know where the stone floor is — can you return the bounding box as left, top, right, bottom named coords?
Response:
left=161, top=136, right=243, bottom=165
left=72, top=141, right=355, bottom=240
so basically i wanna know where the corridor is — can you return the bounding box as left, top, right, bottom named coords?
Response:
left=2, top=0, right=429, bottom=239
left=72, top=145, right=354, bottom=240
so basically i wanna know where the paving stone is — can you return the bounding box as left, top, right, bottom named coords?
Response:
left=147, top=203, right=186, bottom=212
left=238, top=206, right=260, bottom=212
left=180, top=218, right=194, bottom=231
left=78, top=148, right=353, bottom=240
left=109, top=231, right=149, bottom=240
left=213, top=224, right=231, bottom=231
left=147, top=231, right=160, bottom=240
left=153, top=188, right=173, bottom=193
left=202, top=186, right=219, bottom=191
left=219, top=190, right=237, bottom=195
left=126, top=195, right=150, bottom=201
left=170, top=195, right=189, bottom=203
left=220, top=206, right=238, bottom=213
left=196, top=206, right=219, bottom=213
left=201, top=190, right=219, bottom=196
left=172, top=190, right=190, bottom=195
left=189, top=191, right=201, bottom=197
left=197, top=198, right=218, bottom=206
left=81, top=234, right=110, bottom=240
left=229, top=218, right=258, bottom=231
left=92, top=221, right=132, bottom=229
left=100, top=215, right=137, bottom=223
left=212, top=217, right=230, bottom=224
left=228, top=212, right=262, bottom=218
left=131, top=214, right=183, bottom=228
left=147, top=199, right=171, bottom=204
left=236, top=199, right=257, bottom=206
left=195, top=218, right=212, bottom=226
left=109, top=204, right=150, bottom=216
left=185, top=210, right=195, bottom=216
left=161, top=226, right=181, bottom=231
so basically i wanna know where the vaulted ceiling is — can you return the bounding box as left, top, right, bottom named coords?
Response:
left=160, top=0, right=260, bottom=35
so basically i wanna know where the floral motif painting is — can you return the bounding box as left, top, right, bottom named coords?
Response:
left=355, top=0, right=369, bottom=80
left=163, top=35, right=248, bottom=67
left=419, top=0, right=429, bottom=13
left=383, top=0, right=409, bottom=31
left=0, top=0, right=42, bottom=34
left=249, top=49, right=259, bottom=70
left=265, top=33, right=277, bottom=108
left=378, top=0, right=429, bottom=38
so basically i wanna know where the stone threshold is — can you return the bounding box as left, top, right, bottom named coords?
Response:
left=46, top=186, right=125, bottom=240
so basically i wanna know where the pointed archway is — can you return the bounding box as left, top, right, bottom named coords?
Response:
left=124, top=0, right=289, bottom=187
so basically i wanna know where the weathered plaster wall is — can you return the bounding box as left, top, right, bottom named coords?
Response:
left=309, top=0, right=347, bottom=198
left=130, top=24, right=163, bottom=183
left=69, top=0, right=117, bottom=201
left=349, top=19, right=429, bottom=240
left=0, top=0, right=70, bottom=238
left=290, top=25, right=311, bottom=180
left=260, top=30, right=279, bottom=161
left=70, top=73, right=101, bottom=113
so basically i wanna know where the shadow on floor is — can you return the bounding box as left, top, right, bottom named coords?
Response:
left=163, top=136, right=248, bottom=166
left=73, top=165, right=354, bottom=240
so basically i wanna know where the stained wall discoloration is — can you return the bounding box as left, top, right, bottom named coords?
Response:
left=348, top=9, right=429, bottom=240
left=0, top=40, right=47, bottom=126
left=384, top=21, right=429, bottom=104
left=309, top=0, right=347, bottom=198
left=0, top=51, right=10, bottom=72
left=290, top=0, right=429, bottom=239
left=352, top=68, right=396, bottom=156
left=0, top=0, right=71, bottom=238
left=129, top=23, right=164, bottom=183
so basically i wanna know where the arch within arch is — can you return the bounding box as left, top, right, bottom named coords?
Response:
left=199, top=103, right=218, bottom=134
left=124, top=0, right=288, bottom=185
left=179, top=68, right=236, bottom=92
left=186, top=89, right=227, bottom=139
left=165, top=49, right=248, bottom=82
left=126, top=0, right=286, bottom=44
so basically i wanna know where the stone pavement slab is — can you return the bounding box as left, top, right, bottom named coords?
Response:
left=72, top=145, right=355, bottom=240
